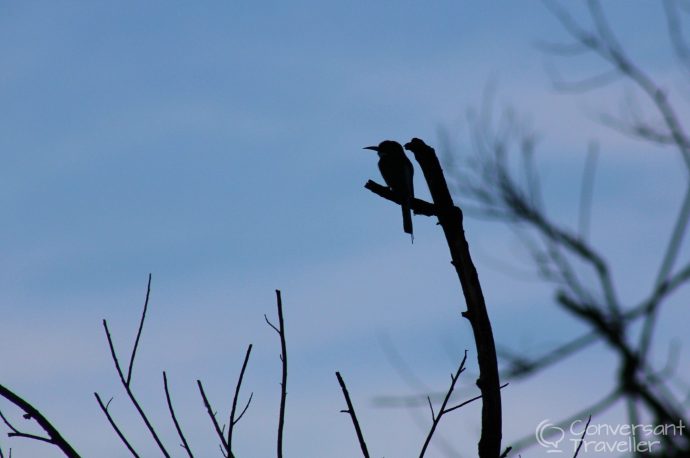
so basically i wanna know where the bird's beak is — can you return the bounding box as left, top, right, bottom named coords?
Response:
left=363, top=145, right=379, bottom=152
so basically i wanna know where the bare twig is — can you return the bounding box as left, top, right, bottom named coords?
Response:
left=664, top=0, right=690, bottom=73
left=499, top=332, right=598, bottom=379
left=0, top=408, right=53, bottom=444
left=572, top=415, right=592, bottom=458
left=163, top=372, right=193, bottom=458
left=101, top=327, right=169, bottom=458
left=99, top=275, right=170, bottom=458
left=444, top=382, right=509, bottom=415
left=419, top=352, right=468, bottom=457
left=128, top=273, right=152, bottom=385
left=227, top=344, right=253, bottom=454
left=640, top=186, right=690, bottom=360
left=196, top=380, right=229, bottom=453
left=364, top=180, right=437, bottom=216
left=94, top=393, right=139, bottom=458
left=508, top=389, right=620, bottom=454
left=265, top=290, right=288, bottom=458
left=335, top=372, right=370, bottom=458
left=578, top=142, right=598, bottom=241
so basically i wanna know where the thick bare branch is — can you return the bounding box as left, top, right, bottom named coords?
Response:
left=0, top=384, right=80, bottom=458
left=404, top=138, right=502, bottom=458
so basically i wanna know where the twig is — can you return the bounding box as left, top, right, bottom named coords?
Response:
left=419, top=352, right=468, bottom=457
left=499, top=332, right=598, bottom=379
left=101, top=327, right=169, bottom=457
left=335, top=372, right=370, bottom=458
left=364, top=180, right=437, bottom=216
left=265, top=290, right=288, bottom=458
left=196, top=380, right=229, bottom=452
left=0, top=383, right=80, bottom=457
left=100, top=275, right=170, bottom=458
left=640, top=185, right=690, bottom=360
left=572, top=415, right=592, bottom=458
left=444, top=382, right=509, bottom=415
left=128, top=273, right=152, bottom=385
left=508, top=389, right=620, bottom=454
left=578, top=142, right=598, bottom=241
left=163, top=372, right=193, bottom=458
left=0, top=408, right=52, bottom=444
left=228, top=344, right=253, bottom=454
left=94, top=393, right=139, bottom=458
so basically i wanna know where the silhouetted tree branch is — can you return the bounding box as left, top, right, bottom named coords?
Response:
left=0, top=384, right=80, bottom=457
left=163, top=372, right=194, bottom=457
left=419, top=351, right=468, bottom=457
left=96, top=274, right=170, bottom=458
left=437, top=2, right=690, bottom=454
left=265, top=290, right=288, bottom=458
left=227, top=344, right=253, bottom=455
left=335, top=372, right=370, bottom=458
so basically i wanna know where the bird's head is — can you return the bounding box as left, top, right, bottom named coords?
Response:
left=363, top=140, right=404, bottom=158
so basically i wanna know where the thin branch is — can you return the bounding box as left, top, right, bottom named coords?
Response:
left=94, top=393, right=140, bottom=458
left=547, top=65, right=620, bottom=93
left=266, top=290, right=288, bottom=458
left=102, top=319, right=170, bottom=457
left=572, top=415, right=592, bottom=458
left=598, top=112, right=676, bottom=145
left=419, top=351, right=468, bottom=457
left=163, top=372, right=193, bottom=458
left=364, top=180, right=437, bottom=216
left=508, top=389, right=621, bottom=454
left=335, top=372, right=370, bottom=458
left=578, top=142, right=598, bottom=240
left=100, top=276, right=170, bottom=458
left=499, top=332, right=598, bottom=379
left=640, top=185, right=690, bottom=361
left=103, top=320, right=127, bottom=385
left=127, top=273, right=152, bottom=386
left=0, top=383, right=80, bottom=457
left=0, top=409, right=52, bottom=444
left=196, top=380, right=229, bottom=452
left=234, top=393, right=253, bottom=424
left=664, top=0, right=690, bottom=73
left=444, top=382, right=510, bottom=415
left=228, top=344, right=253, bottom=454
left=629, top=261, right=690, bottom=320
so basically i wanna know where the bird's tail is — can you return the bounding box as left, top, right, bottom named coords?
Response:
left=402, top=202, right=413, bottom=241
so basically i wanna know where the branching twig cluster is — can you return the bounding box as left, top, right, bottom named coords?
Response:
left=439, top=1, right=690, bottom=454
left=93, top=278, right=285, bottom=458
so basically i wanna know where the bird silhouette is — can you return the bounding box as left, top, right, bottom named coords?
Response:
left=364, top=140, right=414, bottom=240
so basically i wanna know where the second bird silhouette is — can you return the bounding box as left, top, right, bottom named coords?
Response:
left=364, top=140, right=414, bottom=240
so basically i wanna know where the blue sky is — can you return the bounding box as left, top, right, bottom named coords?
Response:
left=1, top=1, right=689, bottom=457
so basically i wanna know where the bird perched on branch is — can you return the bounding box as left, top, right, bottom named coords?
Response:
left=364, top=140, right=415, bottom=240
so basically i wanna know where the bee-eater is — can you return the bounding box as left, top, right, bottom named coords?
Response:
left=364, top=140, right=414, bottom=239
